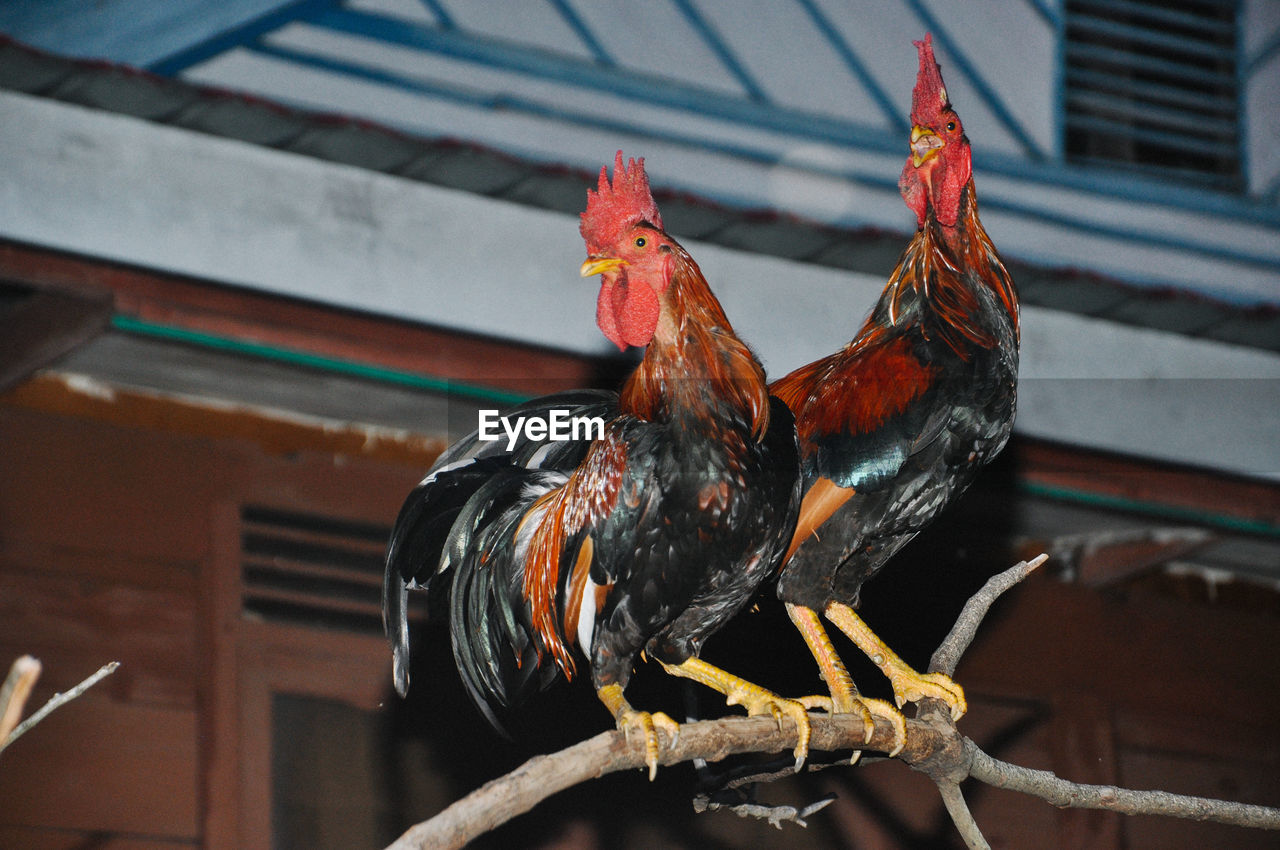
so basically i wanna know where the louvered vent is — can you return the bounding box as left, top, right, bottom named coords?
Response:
left=1064, top=0, right=1241, bottom=191
left=241, top=505, right=421, bottom=635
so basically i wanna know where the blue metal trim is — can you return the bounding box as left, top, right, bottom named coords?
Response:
left=1021, top=0, right=1061, bottom=29
left=667, top=0, right=769, bottom=102
left=1264, top=175, right=1280, bottom=206
left=1066, top=156, right=1238, bottom=193
left=1066, top=42, right=1234, bottom=87
left=1053, top=0, right=1065, bottom=163
left=418, top=0, right=456, bottom=30
left=548, top=0, right=614, bottom=66
left=146, top=0, right=336, bottom=76
left=1066, top=67, right=1236, bottom=116
left=793, top=0, right=908, bottom=134
left=142, top=0, right=1278, bottom=228
left=1070, top=13, right=1235, bottom=62
left=244, top=40, right=1280, bottom=278
left=1245, top=30, right=1280, bottom=78
left=298, top=5, right=1280, bottom=227
left=902, top=0, right=1048, bottom=161
left=306, top=6, right=895, bottom=149
left=1236, top=1, right=1249, bottom=199
left=1064, top=112, right=1238, bottom=159
left=112, top=314, right=531, bottom=406
left=989, top=193, right=1277, bottom=277
left=1079, top=0, right=1233, bottom=37
left=244, top=40, right=851, bottom=180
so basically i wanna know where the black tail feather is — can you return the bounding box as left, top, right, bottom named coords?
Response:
left=383, top=390, right=615, bottom=721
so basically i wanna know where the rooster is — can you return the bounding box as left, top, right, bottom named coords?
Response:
left=384, top=153, right=807, bottom=778
left=770, top=35, right=1019, bottom=750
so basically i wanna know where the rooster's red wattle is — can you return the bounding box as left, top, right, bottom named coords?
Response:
left=770, top=35, right=1020, bottom=750
left=384, top=153, right=806, bottom=778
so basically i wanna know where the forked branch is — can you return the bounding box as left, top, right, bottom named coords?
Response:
left=385, top=557, right=1280, bottom=850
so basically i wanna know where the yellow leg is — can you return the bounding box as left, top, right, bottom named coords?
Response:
left=825, top=602, right=967, bottom=721
left=786, top=603, right=907, bottom=757
left=660, top=656, right=812, bottom=768
left=597, top=683, right=679, bottom=781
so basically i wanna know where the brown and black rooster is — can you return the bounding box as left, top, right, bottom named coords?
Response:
left=770, top=35, right=1020, bottom=750
left=384, top=153, right=807, bottom=778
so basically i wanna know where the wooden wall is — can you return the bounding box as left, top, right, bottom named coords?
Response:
left=1, top=372, right=1277, bottom=849
left=0, top=375, right=425, bottom=849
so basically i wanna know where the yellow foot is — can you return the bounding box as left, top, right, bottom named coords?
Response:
left=618, top=706, right=680, bottom=781
left=597, top=684, right=679, bottom=781
left=825, top=602, right=967, bottom=721
left=786, top=603, right=905, bottom=757
left=887, top=668, right=967, bottom=719
left=797, top=692, right=906, bottom=758
left=661, top=657, right=811, bottom=769
left=857, top=696, right=908, bottom=758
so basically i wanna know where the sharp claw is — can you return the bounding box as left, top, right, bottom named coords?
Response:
left=854, top=699, right=875, bottom=744
left=888, top=670, right=967, bottom=721
left=713, top=678, right=811, bottom=766
left=617, top=708, right=678, bottom=781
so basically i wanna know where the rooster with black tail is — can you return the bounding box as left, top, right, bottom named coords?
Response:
left=385, top=153, right=807, bottom=778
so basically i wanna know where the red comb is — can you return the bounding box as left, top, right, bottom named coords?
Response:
left=580, top=151, right=663, bottom=254
left=910, top=34, right=950, bottom=125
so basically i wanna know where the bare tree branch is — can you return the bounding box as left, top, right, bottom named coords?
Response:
left=0, top=660, right=119, bottom=756
left=935, top=779, right=990, bottom=850
left=383, top=556, right=1280, bottom=849
left=0, top=655, right=41, bottom=747
left=930, top=554, right=1047, bottom=677
left=966, top=743, right=1280, bottom=830
left=386, top=711, right=904, bottom=850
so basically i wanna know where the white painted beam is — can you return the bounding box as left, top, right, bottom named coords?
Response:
left=2, top=92, right=1276, bottom=479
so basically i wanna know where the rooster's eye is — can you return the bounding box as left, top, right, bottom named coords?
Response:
left=635, top=236, right=647, bottom=248
left=946, top=121, right=956, bottom=132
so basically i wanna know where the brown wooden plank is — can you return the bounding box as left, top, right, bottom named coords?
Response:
left=957, top=572, right=1280, bottom=725
left=0, top=538, right=197, bottom=594
left=0, top=568, right=197, bottom=708
left=1051, top=693, right=1121, bottom=849
left=0, top=694, right=199, bottom=838
left=0, top=283, right=112, bottom=392
left=1, top=372, right=448, bottom=468
left=0, top=239, right=601, bottom=396
left=0, top=404, right=224, bottom=563
left=1015, top=439, right=1280, bottom=531
left=0, top=826, right=196, bottom=849
left=199, top=504, right=245, bottom=850
left=1114, top=707, right=1279, bottom=764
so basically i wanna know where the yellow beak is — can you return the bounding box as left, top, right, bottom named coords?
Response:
left=910, top=125, right=944, bottom=167
left=580, top=257, right=626, bottom=277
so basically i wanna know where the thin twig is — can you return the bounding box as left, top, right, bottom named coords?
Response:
left=0, top=656, right=42, bottom=746
left=967, top=743, right=1280, bottom=830
left=693, top=790, right=837, bottom=829
left=0, top=661, right=120, bottom=756
left=935, top=780, right=990, bottom=850
left=930, top=553, right=1047, bottom=677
